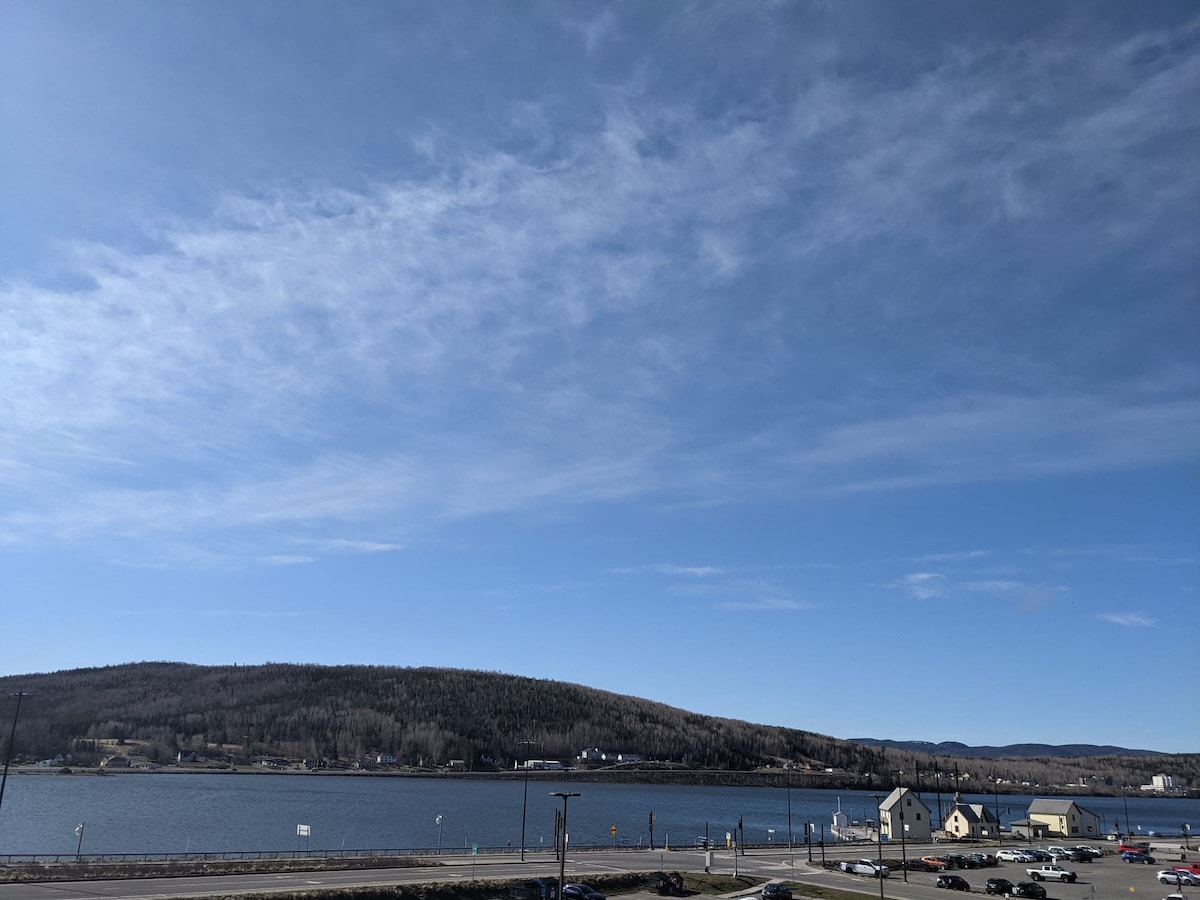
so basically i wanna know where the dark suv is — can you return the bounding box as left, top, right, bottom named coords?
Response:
left=1013, top=883, right=1047, bottom=899
left=986, top=878, right=1015, bottom=895
left=937, top=875, right=971, bottom=891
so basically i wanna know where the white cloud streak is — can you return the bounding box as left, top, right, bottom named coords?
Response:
left=1098, top=613, right=1156, bottom=628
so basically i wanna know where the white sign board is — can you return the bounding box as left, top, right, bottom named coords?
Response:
left=297, top=824, right=311, bottom=837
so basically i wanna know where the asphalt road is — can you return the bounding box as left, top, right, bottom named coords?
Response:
left=0, top=845, right=1189, bottom=900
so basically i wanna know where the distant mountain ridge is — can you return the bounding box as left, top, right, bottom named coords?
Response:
left=850, top=738, right=1160, bottom=758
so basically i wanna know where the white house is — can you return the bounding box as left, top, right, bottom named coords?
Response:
left=880, top=787, right=933, bottom=842
left=943, top=793, right=1000, bottom=839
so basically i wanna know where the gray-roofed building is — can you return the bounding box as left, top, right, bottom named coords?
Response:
left=943, top=792, right=1000, bottom=840
left=1027, top=798, right=1103, bottom=838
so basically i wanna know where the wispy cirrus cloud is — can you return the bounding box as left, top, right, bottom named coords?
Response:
left=1098, top=613, right=1156, bottom=628
left=1, top=7, right=1195, bottom=568
left=714, top=596, right=815, bottom=612
left=909, top=550, right=990, bottom=563
left=897, top=572, right=947, bottom=600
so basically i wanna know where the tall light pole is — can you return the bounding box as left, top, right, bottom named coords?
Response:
left=518, top=741, right=536, bottom=861
left=993, top=783, right=1002, bottom=847
left=551, top=792, right=580, bottom=900
left=0, top=692, right=25, bottom=821
left=1122, top=786, right=1130, bottom=840
left=873, top=794, right=885, bottom=900
left=436, top=814, right=443, bottom=854
left=786, top=770, right=793, bottom=854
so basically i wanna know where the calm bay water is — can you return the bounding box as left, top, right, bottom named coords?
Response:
left=0, top=772, right=1196, bottom=857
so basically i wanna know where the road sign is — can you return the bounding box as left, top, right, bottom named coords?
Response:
left=611, top=825, right=618, bottom=835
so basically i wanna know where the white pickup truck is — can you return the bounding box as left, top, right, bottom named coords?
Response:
left=1025, top=865, right=1077, bottom=883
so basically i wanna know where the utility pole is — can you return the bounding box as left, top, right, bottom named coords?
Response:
left=873, top=794, right=885, bottom=900
left=0, top=692, right=26, bottom=821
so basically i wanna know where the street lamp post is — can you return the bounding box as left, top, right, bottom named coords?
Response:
left=896, top=780, right=908, bottom=883
left=551, top=792, right=580, bottom=900
left=436, top=815, right=443, bottom=854
left=786, top=771, right=793, bottom=853
left=1122, top=787, right=1131, bottom=840
left=873, top=794, right=885, bottom=900
left=1184, top=824, right=1191, bottom=851
left=518, top=741, right=536, bottom=862
left=0, top=692, right=26, bottom=822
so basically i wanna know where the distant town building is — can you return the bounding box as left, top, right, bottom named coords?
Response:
left=520, top=759, right=564, bottom=770
left=1143, top=774, right=1178, bottom=792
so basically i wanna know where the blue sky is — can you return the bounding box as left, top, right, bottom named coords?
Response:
left=2, top=2, right=1197, bottom=755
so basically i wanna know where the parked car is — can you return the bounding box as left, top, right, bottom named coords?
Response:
left=1013, top=882, right=1047, bottom=899
left=922, top=856, right=950, bottom=870
left=996, top=850, right=1028, bottom=863
left=1122, top=852, right=1157, bottom=864
left=1074, top=846, right=1104, bottom=858
left=1063, top=849, right=1092, bottom=862
left=1159, top=871, right=1200, bottom=887
left=969, top=853, right=997, bottom=867
left=761, top=884, right=792, bottom=900
left=563, top=886, right=605, bottom=900
left=937, top=875, right=972, bottom=891
left=837, top=861, right=856, bottom=873
left=986, top=878, right=1016, bottom=895
left=1027, top=850, right=1052, bottom=862
left=851, top=860, right=890, bottom=878
left=905, top=859, right=942, bottom=872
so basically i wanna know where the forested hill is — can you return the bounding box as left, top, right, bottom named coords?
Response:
left=0, top=663, right=1194, bottom=792
left=1, top=662, right=866, bottom=771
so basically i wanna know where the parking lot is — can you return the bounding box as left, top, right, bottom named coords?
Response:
left=800, top=845, right=1196, bottom=900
